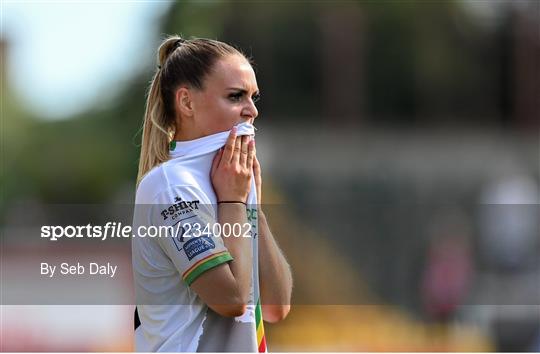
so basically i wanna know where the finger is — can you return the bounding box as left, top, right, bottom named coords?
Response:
left=232, top=134, right=242, bottom=165
left=211, top=147, right=223, bottom=177
left=253, top=152, right=262, bottom=205
left=253, top=153, right=260, bottom=173
left=239, top=135, right=249, bottom=167
left=222, top=126, right=237, bottom=163
left=247, top=139, right=255, bottom=171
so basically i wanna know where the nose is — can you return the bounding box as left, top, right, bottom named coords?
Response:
left=241, top=98, right=258, bottom=122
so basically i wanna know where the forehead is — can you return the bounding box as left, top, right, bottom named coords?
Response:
left=207, top=55, right=258, bottom=92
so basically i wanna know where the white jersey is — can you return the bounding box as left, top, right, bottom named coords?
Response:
left=132, top=122, right=267, bottom=352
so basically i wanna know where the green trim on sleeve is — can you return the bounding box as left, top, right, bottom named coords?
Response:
left=184, top=252, right=234, bottom=286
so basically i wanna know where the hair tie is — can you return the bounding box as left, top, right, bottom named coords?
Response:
left=175, top=38, right=185, bottom=48
left=218, top=201, right=247, bottom=206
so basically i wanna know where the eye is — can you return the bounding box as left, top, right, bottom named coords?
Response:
left=252, top=93, right=261, bottom=103
left=228, top=92, right=243, bottom=102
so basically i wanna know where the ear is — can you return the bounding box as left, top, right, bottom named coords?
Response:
left=175, top=86, right=194, bottom=118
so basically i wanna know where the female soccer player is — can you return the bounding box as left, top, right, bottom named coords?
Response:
left=132, top=36, right=292, bottom=352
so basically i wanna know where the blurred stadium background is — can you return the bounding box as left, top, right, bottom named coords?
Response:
left=1, top=0, right=539, bottom=352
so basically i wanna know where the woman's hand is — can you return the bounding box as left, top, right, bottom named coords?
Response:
left=211, top=127, right=255, bottom=203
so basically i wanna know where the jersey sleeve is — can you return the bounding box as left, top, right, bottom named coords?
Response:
left=150, top=185, right=233, bottom=286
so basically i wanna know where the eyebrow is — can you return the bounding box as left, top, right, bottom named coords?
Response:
left=226, top=87, right=260, bottom=95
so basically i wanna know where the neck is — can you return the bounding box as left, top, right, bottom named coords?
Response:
left=173, top=119, right=205, bottom=141
left=174, top=130, right=205, bottom=141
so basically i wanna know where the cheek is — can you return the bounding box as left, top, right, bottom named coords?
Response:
left=202, top=100, right=240, bottom=130
left=212, top=100, right=241, bottom=119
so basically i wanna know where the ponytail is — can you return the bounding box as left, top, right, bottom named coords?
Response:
left=136, top=69, right=171, bottom=185
left=136, top=36, right=184, bottom=185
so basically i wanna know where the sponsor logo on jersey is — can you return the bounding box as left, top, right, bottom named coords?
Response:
left=171, top=224, right=187, bottom=251
left=183, top=236, right=215, bottom=260
left=247, top=208, right=257, bottom=222
left=247, top=208, right=258, bottom=238
left=161, top=196, right=200, bottom=221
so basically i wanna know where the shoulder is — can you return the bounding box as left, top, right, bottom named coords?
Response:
left=136, top=164, right=167, bottom=203
left=136, top=161, right=208, bottom=204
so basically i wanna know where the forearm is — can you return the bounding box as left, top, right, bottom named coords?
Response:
left=258, top=210, right=292, bottom=307
left=218, top=203, right=253, bottom=304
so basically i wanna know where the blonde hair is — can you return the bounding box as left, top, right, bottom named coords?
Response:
left=137, top=35, right=245, bottom=185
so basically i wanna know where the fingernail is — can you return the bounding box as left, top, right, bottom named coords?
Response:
left=232, top=126, right=237, bottom=133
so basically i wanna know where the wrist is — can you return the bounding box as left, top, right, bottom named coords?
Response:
left=216, top=193, right=247, bottom=204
